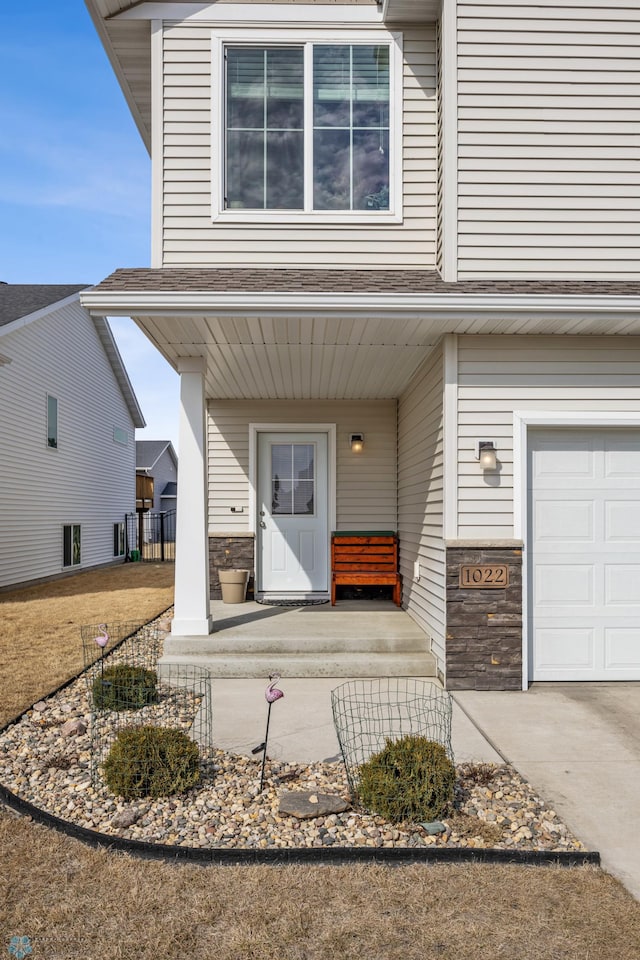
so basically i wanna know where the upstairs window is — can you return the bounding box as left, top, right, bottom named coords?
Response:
left=47, top=395, right=58, bottom=449
left=215, top=31, right=401, bottom=222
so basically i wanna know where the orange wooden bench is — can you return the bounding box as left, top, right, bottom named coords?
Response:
left=331, top=532, right=401, bottom=606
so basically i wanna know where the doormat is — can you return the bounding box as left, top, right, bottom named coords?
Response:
left=256, top=598, right=329, bottom=607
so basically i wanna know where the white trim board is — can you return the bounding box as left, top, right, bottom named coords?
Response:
left=513, top=410, right=640, bottom=691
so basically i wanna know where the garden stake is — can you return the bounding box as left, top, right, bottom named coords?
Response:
left=94, top=624, right=109, bottom=690
left=258, top=674, right=284, bottom=792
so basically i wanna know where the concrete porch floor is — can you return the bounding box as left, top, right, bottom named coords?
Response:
left=161, top=599, right=437, bottom=678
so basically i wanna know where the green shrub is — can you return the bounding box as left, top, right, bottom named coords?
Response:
left=357, top=734, right=455, bottom=823
left=102, top=725, right=200, bottom=799
left=92, top=664, right=158, bottom=711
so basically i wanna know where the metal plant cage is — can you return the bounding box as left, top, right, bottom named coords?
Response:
left=81, top=621, right=213, bottom=786
left=331, top=678, right=454, bottom=799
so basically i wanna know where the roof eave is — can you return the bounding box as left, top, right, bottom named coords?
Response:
left=94, top=316, right=147, bottom=428
left=80, top=289, right=640, bottom=322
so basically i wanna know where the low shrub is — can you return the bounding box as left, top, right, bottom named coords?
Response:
left=102, top=725, right=200, bottom=799
left=92, top=664, right=158, bottom=711
left=357, top=734, right=455, bottom=823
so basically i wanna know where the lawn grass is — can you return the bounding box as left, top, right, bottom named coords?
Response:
left=0, top=563, right=173, bottom=727
left=1, top=564, right=640, bottom=959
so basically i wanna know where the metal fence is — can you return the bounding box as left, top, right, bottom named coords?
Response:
left=125, top=510, right=176, bottom=561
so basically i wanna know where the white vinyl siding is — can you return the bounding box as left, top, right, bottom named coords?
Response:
left=160, top=21, right=436, bottom=268
left=0, top=302, right=137, bottom=588
left=207, top=400, right=397, bottom=531
left=398, top=345, right=445, bottom=671
left=456, top=335, right=640, bottom=538
left=456, top=0, right=640, bottom=280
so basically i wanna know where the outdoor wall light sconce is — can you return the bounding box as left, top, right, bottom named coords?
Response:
left=476, top=440, right=497, bottom=471
left=350, top=433, right=364, bottom=453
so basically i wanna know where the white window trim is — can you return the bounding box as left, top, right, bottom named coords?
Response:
left=513, top=410, right=640, bottom=691
left=212, top=28, right=403, bottom=224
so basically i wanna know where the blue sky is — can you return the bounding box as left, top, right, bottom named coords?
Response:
left=1, top=0, right=180, bottom=450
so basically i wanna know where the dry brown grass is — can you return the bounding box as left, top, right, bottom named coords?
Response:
left=0, top=563, right=173, bottom=727
left=0, top=811, right=639, bottom=960
left=1, top=564, right=640, bottom=959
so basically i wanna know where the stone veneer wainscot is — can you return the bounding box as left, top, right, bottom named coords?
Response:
left=209, top=533, right=255, bottom=600
left=445, top=542, right=523, bottom=691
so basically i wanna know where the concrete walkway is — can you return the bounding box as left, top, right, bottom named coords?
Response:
left=210, top=677, right=501, bottom=766
left=454, top=683, right=640, bottom=901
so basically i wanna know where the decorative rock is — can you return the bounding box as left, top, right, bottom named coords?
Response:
left=60, top=719, right=87, bottom=737
left=111, top=808, right=143, bottom=829
left=420, top=821, right=446, bottom=836
left=60, top=703, right=73, bottom=714
left=32, top=702, right=47, bottom=713
left=279, top=791, right=350, bottom=820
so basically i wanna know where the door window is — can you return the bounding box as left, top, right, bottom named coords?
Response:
left=271, top=443, right=315, bottom=515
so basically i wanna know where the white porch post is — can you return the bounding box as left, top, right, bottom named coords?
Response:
left=171, top=357, right=212, bottom=636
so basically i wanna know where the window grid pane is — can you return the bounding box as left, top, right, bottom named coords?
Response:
left=271, top=443, right=315, bottom=516
left=313, top=44, right=389, bottom=211
left=226, top=47, right=304, bottom=210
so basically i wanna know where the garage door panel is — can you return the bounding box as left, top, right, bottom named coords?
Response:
left=535, top=564, right=594, bottom=606
left=604, top=440, right=640, bottom=478
left=534, top=627, right=595, bottom=672
left=605, top=564, right=640, bottom=605
left=533, top=500, right=594, bottom=543
left=605, top=629, right=640, bottom=670
left=605, top=501, right=640, bottom=541
left=530, top=427, right=640, bottom=682
left=532, top=440, right=595, bottom=480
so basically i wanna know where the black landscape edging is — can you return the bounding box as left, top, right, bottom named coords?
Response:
left=0, top=781, right=600, bottom=868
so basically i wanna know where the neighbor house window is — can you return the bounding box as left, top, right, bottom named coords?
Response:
left=113, top=522, right=126, bottom=557
left=113, top=426, right=128, bottom=446
left=63, top=524, right=81, bottom=567
left=217, top=33, right=399, bottom=219
left=47, top=395, right=58, bottom=448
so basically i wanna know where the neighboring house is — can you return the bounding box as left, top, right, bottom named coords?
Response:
left=0, top=284, right=145, bottom=589
left=83, top=0, right=640, bottom=690
left=136, top=440, right=178, bottom=513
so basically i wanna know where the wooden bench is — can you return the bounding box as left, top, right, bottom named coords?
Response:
left=331, top=532, right=401, bottom=606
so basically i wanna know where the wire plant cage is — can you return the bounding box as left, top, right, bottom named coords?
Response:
left=81, top=621, right=213, bottom=786
left=331, top=678, right=453, bottom=799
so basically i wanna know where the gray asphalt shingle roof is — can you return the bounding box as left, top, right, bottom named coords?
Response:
left=0, top=284, right=89, bottom=327
left=136, top=439, right=173, bottom=471
left=90, top=268, right=640, bottom=297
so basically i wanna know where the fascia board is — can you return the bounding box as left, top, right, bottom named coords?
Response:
left=94, top=316, right=147, bottom=428
left=80, top=290, right=640, bottom=321
left=84, top=0, right=151, bottom=152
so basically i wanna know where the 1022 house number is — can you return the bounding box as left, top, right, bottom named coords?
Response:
left=459, top=564, right=509, bottom=589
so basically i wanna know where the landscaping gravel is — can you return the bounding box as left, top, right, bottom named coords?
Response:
left=0, top=617, right=586, bottom=853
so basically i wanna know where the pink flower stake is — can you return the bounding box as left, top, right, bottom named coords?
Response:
left=257, top=674, right=284, bottom=792
left=94, top=624, right=109, bottom=687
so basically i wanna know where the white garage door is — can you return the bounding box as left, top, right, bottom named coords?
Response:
left=529, top=428, right=640, bottom=681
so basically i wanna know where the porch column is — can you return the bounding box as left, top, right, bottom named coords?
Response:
left=171, top=357, right=212, bottom=636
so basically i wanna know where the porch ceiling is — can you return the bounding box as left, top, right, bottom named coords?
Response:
left=81, top=268, right=640, bottom=401
left=134, top=313, right=440, bottom=399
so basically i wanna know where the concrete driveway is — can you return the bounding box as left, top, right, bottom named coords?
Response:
left=454, top=683, right=640, bottom=900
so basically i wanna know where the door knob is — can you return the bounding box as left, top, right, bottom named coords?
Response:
left=259, top=520, right=267, bottom=528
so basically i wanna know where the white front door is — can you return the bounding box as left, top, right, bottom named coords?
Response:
left=257, top=432, right=329, bottom=594
left=529, top=428, right=640, bottom=681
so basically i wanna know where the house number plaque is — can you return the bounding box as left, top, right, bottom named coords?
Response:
left=459, top=564, right=509, bottom=589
